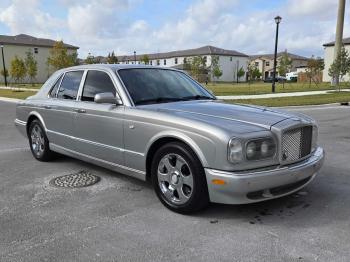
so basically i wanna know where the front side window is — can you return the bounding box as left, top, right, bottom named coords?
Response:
left=81, top=70, right=116, bottom=102
left=57, top=71, right=84, bottom=100
left=118, top=69, right=214, bottom=105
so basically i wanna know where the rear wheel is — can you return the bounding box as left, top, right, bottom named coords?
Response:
left=151, top=142, right=209, bottom=213
left=28, top=120, right=55, bottom=161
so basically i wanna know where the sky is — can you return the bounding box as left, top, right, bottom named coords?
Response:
left=0, top=0, right=348, bottom=58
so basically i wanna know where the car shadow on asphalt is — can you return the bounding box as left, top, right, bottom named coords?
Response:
left=49, top=155, right=333, bottom=227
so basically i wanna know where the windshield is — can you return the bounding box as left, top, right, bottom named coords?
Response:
left=117, top=68, right=215, bottom=105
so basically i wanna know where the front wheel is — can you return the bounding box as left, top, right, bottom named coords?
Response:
left=151, top=142, right=209, bottom=213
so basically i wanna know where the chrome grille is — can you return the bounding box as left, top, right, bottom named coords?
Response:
left=282, top=126, right=312, bottom=163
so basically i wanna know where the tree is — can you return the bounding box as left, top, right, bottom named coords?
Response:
left=277, top=52, right=292, bottom=76
left=237, top=67, right=245, bottom=82
left=10, top=56, right=26, bottom=84
left=247, top=63, right=261, bottom=81
left=0, top=68, right=8, bottom=80
left=25, top=50, right=38, bottom=85
left=107, top=51, right=118, bottom=64
left=210, top=55, right=222, bottom=83
left=305, top=56, right=324, bottom=88
left=212, top=67, right=223, bottom=82
left=189, top=56, right=207, bottom=80
left=140, top=54, right=150, bottom=65
left=253, top=68, right=262, bottom=79
left=328, top=47, right=350, bottom=89
left=47, top=40, right=78, bottom=70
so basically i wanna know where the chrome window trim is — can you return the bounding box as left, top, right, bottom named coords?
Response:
left=77, top=68, right=123, bottom=104
left=47, top=72, right=64, bottom=98
left=115, top=67, right=215, bottom=107
left=56, top=69, right=85, bottom=101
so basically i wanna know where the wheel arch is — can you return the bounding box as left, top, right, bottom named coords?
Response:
left=26, top=111, right=47, bottom=136
left=145, top=132, right=209, bottom=182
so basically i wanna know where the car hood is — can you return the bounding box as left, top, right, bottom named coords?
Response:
left=141, top=100, right=299, bottom=131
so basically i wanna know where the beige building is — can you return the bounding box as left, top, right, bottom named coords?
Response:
left=323, top=37, right=350, bottom=82
left=0, top=34, right=78, bottom=84
left=249, top=52, right=309, bottom=80
left=117, top=46, right=250, bottom=82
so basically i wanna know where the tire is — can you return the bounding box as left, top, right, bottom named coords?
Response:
left=28, top=119, right=56, bottom=161
left=151, top=142, right=209, bottom=213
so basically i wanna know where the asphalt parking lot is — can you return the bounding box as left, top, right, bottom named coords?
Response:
left=0, top=101, right=350, bottom=262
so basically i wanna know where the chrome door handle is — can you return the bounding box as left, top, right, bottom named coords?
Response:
left=74, top=109, right=86, bottom=113
left=44, top=105, right=51, bottom=109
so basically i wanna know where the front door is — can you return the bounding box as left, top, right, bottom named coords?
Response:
left=73, top=70, right=124, bottom=165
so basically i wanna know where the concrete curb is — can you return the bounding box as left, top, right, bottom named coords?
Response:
left=0, top=97, right=21, bottom=103
left=217, top=89, right=350, bottom=100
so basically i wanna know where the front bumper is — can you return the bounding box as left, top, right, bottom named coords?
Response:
left=205, top=147, right=325, bottom=204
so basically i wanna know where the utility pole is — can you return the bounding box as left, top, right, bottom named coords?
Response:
left=333, top=0, right=346, bottom=85
left=1, top=44, right=7, bottom=87
left=272, top=16, right=282, bottom=93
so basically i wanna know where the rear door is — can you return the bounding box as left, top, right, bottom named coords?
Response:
left=73, top=69, right=125, bottom=165
left=43, top=70, right=84, bottom=151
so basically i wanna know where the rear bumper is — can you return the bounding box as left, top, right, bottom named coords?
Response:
left=205, top=147, right=325, bottom=204
left=14, top=119, right=27, bottom=137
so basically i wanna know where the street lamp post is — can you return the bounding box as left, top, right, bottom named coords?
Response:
left=0, top=44, right=7, bottom=87
left=134, top=51, right=136, bottom=63
left=272, top=15, right=282, bottom=93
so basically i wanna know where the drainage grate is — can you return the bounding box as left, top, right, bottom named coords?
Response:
left=50, top=170, right=100, bottom=188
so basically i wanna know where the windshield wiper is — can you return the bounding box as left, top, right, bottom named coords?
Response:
left=135, top=97, right=185, bottom=105
left=181, top=95, right=215, bottom=101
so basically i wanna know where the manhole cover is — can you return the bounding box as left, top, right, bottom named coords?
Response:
left=50, top=170, right=100, bottom=188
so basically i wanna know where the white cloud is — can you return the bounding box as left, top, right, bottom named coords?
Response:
left=0, top=0, right=64, bottom=39
left=0, top=0, right=345, bottom=58
left=287, top=0, right=337, bottom=18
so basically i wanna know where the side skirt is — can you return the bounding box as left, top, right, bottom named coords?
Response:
left=50, top=143, right=147, bottom=181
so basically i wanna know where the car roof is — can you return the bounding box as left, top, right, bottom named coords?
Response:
left=62, top=64, right=179, bottom=72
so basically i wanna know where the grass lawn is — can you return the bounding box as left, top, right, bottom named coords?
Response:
left=0, top=89, right=37, bottom=99
left=205, top=81, right=347, bottom=96
left=0, top=88, right=349, bottom=107
left=225, top=91, right=350, bottom=107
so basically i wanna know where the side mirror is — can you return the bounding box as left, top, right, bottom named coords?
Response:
left=94, top=92, right=122, bottom=105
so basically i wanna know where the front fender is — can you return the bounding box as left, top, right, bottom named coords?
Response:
left=145, top=130, right=215, bottom=168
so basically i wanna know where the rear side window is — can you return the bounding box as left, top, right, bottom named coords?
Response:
left=49, top=74, right=63, bottom=98
left=57, top=71, right=84, bottom=100
left=81, top=70, right=116, bottom=102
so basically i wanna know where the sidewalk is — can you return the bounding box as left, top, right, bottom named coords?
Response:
left=216, top=89, right=350, bottom=100
left=0, top=86, right=38, bottom=92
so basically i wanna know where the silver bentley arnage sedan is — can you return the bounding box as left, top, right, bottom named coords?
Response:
left=15, top=64, right=325, bottom=213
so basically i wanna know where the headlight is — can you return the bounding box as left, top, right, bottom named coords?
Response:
left=228, top=138, right=243, bottom=163
left=246, top=138, right=276, bottom=160
left=311, top=125, right=318, bottom=151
